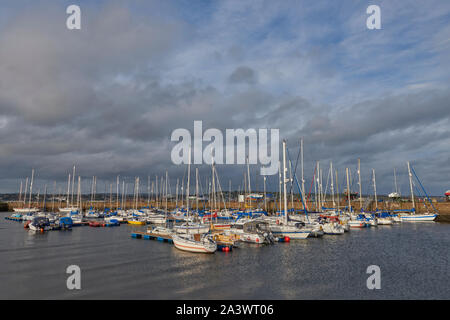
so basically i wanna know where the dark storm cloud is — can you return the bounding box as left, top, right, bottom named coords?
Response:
left=0, top=0, right=449, bottom=196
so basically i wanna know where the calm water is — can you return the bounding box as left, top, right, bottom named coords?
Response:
left=0, top=212, right=449, bottom=299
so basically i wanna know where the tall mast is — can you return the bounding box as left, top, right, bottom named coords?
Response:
left=289, top=160, right=294, bottom=211
left=212, top=158, right=216, bottom=211
left=147, top=176, right=150, bottom=208
left=346, top=167, right=351, bottom=212
left=77, top=176, right=83, bottom=213
left=18, top=180, right=23, bottom=204
left=78, top=176, right=81, bottom=211
left=155, top=175, right=158, bottom=209
left=71, top=165, right=75, bottom=207
left=301, top=138, right=307, bottom=211
left=52, top=181, right=56, bottom=212
left=165, top=171, right=168, bottom=214
left=117, top=175, right=120, bottom=209
left=372, top=168, right=378, bottom=211
left=109, top=183, right=113, bottom=209
left=66, top=174, right=71, bottom=207
left=196, top=167, right=199, bottom=212
left=23, top=177, right=29, bottom=206
left=186, top=146, right=191, bottom=214
left=317, top=162, right=321, bottom=212
left=263, top=176, right=267, bottom=212
left=282, top=140, right=288, bottom=224
left=278, top=162, right=282, bottom=215
left=246, top=156, right=251, bottom=208
left=121, top=180, right=125, bottom=209
left=43, top=185, right=47, bottom=212
left=358, top=158, right=362, bottom=210
left=175, top=178, right=179, bottom=208
left=407, top=161, right=415, bottom=211
left=28, top=169, right=34, bottom=209
left=336, top=169, right=340, bottom=211
left=394, top=168, right=399, bottom=194
left=330, top=162, right=335, bottom=208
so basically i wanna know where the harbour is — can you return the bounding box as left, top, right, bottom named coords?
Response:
left=1, top=210, right=449, bottom=299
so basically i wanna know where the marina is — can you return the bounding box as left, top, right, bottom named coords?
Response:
left=1, top=146, right=448, bottom=299
left=1, top=210, right=449, bottom=299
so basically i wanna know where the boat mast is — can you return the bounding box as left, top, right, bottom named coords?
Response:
left=247, top=156, right=251, bottom=209
left=263, top=176, right=267, bottom=212
left=196, top=167, right=199, bottom=212
left=407, top=161, right=415, bottom=212
left=78, top=176, right=81, bottom=211
left=372, top=168, right=378, bottom=211
left=301, top=138, right=307, bottom=211
left=43, top=185, right=47, bottom=212
left=317, top=162, right=321, bottom=212
left=289, top=160, right=294, bottom=211
left=23, top=177, right=29, bottom=207
left=71, top=165, right=75, bottom=208
left=358, top=159, right=362, bottom=210
left=175, top=178, right=179, bottom=208
left=336, top=169, right=340, bottom=212
left=186, top=146, right=191, bottom=216
left=28, top=169, right=34, bottom=209
left=278, top=162, right=282, bottom=215
left=147, top=175, right=150, bottom=208
left=330, top=161, right=335, bottom=208
left=165, top=171, right=168, bottom=215
left=394, top=168, right=399, bottom=194
left=52, top=181, right=56, bottom=212
left=18, top=180, right=23, bottom=204
left=282, top=140, right=288, bottom=225
left=117, top=175, right=120, bottom=210
left=121, top=180, right=125, bottom=209
left=346, top=167, right=351, bottom=213
left=66, top=173, right=71, bottom=207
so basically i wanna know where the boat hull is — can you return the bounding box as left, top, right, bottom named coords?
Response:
left=400, top=214, right=437, bottom=222
left=172, top=235, right=217, bottom=253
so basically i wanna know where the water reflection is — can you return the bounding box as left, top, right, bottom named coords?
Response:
left=0, top=212, right=449, bottom=299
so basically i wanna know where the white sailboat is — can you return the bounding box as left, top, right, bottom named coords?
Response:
left=268, top=140, right=311, bottom=240
left=172, top=233, right=217, bottom=253
left=400, top=162, right=437, bottom=222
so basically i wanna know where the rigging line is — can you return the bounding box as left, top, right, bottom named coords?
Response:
left=286, top=147, right=308, bottom=215
left=410, top=165, right=438, bottom=213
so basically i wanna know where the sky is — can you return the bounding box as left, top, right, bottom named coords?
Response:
left=0, top=0, right=449, bottom=196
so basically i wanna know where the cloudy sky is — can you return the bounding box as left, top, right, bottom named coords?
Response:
left=0, top=0, right=449, bottom=196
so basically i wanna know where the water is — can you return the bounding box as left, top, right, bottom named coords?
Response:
left=1, top=212, right=449, bottom=299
